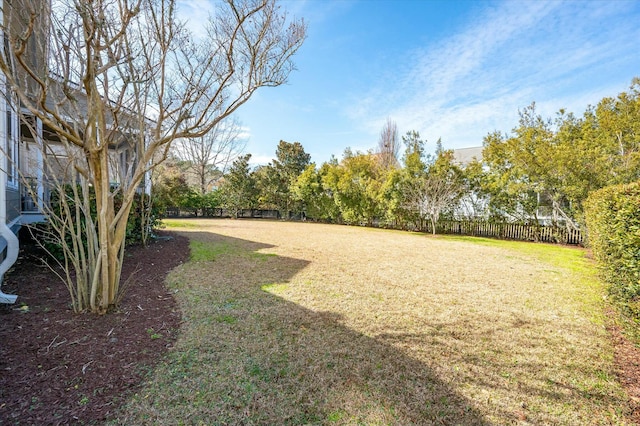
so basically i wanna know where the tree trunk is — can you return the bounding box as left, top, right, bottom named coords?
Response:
left=200, top=164, right=207, bottom=195
left=87, top=139, right=136, bottom=313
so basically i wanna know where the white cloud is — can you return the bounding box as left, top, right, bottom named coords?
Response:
left=175, top=0, right=216, bottom=39
left=348, top=0, right=640, bottom=150
left=247, top=154, right=275, bottom=167
left=401, top=1, right=556, bottom=101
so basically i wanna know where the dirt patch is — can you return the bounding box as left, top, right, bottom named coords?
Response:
left=0, top=231, right=189, bottom=425
left=608, top=311, right=640, bottom=424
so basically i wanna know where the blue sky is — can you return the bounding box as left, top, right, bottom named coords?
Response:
left=178, top=0, right=640, bottom=165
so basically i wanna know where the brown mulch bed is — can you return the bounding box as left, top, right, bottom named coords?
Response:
left=0, top=231, right=189, bottom=425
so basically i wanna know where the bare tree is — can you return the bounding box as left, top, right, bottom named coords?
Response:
left=172, top=116, right=245, bottom=195
left=0, top=0, right=306, bottom=313
left=403, top=151, right=465, bottom=234
left=377, top=118, right=400, bottom=169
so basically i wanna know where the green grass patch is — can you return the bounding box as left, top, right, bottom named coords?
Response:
left=249, top=251, right=278, bottom=261
left=327, top=410, right=346, bottom=422
left=441, top=235, right=607, bottom=324
left=261, top=282, right=288, bottom=293
left=441, top=234, right=586, bottom=267
left=213, top=314, right=237, bottom=324
left=160, top=219, right=200, bottom=228
left=189, top=240, right=236, bottom=262
left=189, top=238, right=276, bottom=264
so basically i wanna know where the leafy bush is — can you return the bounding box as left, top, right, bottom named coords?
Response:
left=43, top=185, right=162, bottom=261
left=584, top=182, right=640, bottom=316
left=152, top=174, right=193, bottom=212
left=201, top=190, right=221, bottom=215
left=125, top=192, right=163, bottom=245
left=152, top=175, right=222, bottom=216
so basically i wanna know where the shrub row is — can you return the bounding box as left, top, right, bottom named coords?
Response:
left=584, top=181, right=640, bottom=317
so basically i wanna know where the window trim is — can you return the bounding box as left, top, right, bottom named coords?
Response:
left=5, top=97, right=19, bottom=190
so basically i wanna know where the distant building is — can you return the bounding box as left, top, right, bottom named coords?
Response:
left=450, top=147, right=487, bottom=219
left=452, top=146, right=483, bottom=167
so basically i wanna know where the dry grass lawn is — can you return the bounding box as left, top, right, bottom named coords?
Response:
left=113, top=219, right=631, bottom=425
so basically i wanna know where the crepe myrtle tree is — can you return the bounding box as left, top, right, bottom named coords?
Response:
left=0, top=0, right=306, bottom=313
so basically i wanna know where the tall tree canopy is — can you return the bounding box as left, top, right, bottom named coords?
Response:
left=255, top=140, right=310, bottom=215
left=482, top=80, right=640, bottom=226
left=219, top=154, right=257, bottom=217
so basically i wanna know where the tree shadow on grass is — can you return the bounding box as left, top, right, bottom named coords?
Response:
left=114, top=230, right=489, bottom=425
left=374, top=320, right=628, bottom=424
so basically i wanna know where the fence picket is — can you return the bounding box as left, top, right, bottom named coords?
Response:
left=434, top=219, right=582, bottom=245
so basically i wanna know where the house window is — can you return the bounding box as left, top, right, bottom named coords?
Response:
left=5, top=100, right=18, bottom=187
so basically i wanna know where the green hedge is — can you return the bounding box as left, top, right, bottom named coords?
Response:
left=584, top=181, right=640, bottom=315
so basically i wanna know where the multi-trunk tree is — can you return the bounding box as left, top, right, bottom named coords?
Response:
left=395, top=132, right=464, bottom=233
left=0, top=0, right=306, bottom=313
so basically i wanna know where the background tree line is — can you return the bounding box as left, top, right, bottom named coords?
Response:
left=157, top=77, right=640, bottom=235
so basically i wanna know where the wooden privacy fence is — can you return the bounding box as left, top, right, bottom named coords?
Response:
left=431, top=220, right=583, bottom=245
left=162, top=207, right=583, bottom=246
